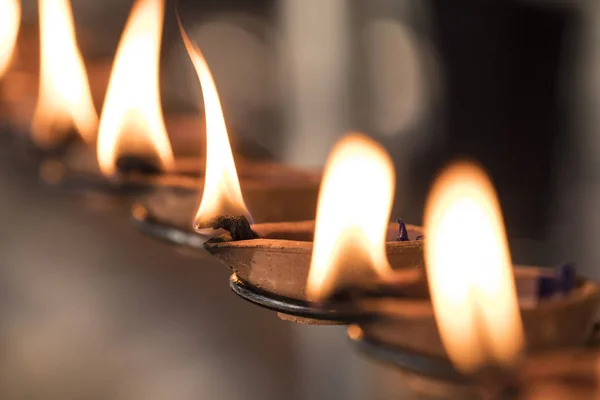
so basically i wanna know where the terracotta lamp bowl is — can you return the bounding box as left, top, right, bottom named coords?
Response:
left=351, top=267, right=600, bottom=366
left=204, top=221, right=424, bottom=302
left=132, top=168, right=322, bottom=248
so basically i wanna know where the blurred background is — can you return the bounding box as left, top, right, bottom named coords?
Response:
left=1, top=0, right=599, bottom=398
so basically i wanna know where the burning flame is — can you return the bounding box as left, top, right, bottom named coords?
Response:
left=424, top=161, right=524, bottom=374
left=0, top=0, right=20, bottom=78
left=96, top=0, right=174, bottom=177
left=306, top=133, right=395, bottom=301
left=31, top=0, right=98, bottom=147
left=179, top=20, right=251, bottom=230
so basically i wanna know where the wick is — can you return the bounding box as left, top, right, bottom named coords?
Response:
left=397, top=219, right=409, bottom=241
left=115, top=155, right=161, bottom=176
left=207, top=215, right=259, bottom=241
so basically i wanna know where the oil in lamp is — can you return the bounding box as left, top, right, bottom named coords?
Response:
left=323, top=162, right=600, bottom=398
left=194, top=132, right=424, bottom=324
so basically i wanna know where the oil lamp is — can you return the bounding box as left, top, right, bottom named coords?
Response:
left=31, top=0, right=319, bottom=223
left=0, top=0, right=112, bottom=162
left=37, top=0, right=178, bottom=194
left=196, top=133, right=424, bottom=324
left=332, top=162, right=600, bottom=398
left=0, top=0, right=193, bottom=186
left=132, top=16, right=321, bottom=244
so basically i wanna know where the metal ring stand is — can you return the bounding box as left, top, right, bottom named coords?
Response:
left=350, top=335, right=467, bottom=383
left=229, top=273, right=468, bottom=382
left=350, top=324, right=600, bottom=385
left=131, top=205, right=206, bottom=250
left=228, top=273, right=359, bottom=323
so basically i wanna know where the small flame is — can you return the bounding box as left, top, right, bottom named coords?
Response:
left=306, top=133, right=395, bottom=301
left=0, top=0, right=20, bottom=78
left=179, top=20, right=251, bottom=230
left=32, top=0, right=98, bottom=147
left=96, top=0, right=174, bottom=177
left=424, top=161, right=524, bottom=374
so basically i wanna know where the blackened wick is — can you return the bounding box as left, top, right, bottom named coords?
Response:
left=116, top=155, right=161, bottom=175
left=209, top=215, right=259, bottom=241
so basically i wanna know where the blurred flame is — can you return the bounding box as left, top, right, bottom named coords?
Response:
left=32, top=0, right=98, bottom=147
left=306, top=133, right=395, bottom=301
left=179, top=20, right=251, bottom=230
left=424, top=161, right=524, bottom=374
left=97, top=0, right=174, bottom=177
left=0, top=0, right=20, bottom=78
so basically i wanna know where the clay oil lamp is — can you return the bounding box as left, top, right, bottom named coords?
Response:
left=35, top=0, right=182, bottom=197
left=319, top=162, right=600, bottom=399
left=27, top=1, right=321, bottom=225
left=132, top=17, right=321, bottom=245
left=197, top=132, right=424, bottom=325
left=1, top=0, right=197, bottom=197
left=0, top=0, right=112, bottom=165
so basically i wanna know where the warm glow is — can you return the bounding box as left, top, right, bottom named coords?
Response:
left=306, top=133, right=395, bottom=301
left=424, top=162, right=524, bottom=374
left=179, top=20, right=251, bottom=230
left=0, top=0, right=20, bottom=78
left=32, top=0, right=98, bottom=147
left=96, top=0, right=174, bottom=176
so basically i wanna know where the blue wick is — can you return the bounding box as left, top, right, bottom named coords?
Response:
left=537, top=275, right=557, bottom=299
left=555, top=263, right=576, bottom=295
left=397, top=219, right=409, bottom=241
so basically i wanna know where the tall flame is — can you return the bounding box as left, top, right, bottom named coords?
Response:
left=179, top=20, right=251, bottom=230
left=306, top=133, right=395, bottom=301
left=96, top=0, right=174, bottom=177
left=424, top=161, right=524, bottom=374
left=31, top=0, right=98, bottom=147
left=0, top=0, right=20, bottom=78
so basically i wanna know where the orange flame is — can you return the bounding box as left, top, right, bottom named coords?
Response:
left=31, top=0, right=98, bottom=147
left=424, top=161, right=524, bottom=374
left=179, top=20, right=251, bottom=232
left=0, top=0, right=20, bottom=78
left=96, top=0, right=174, bottom=177
left=306, top=133, right=395, bottom=301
